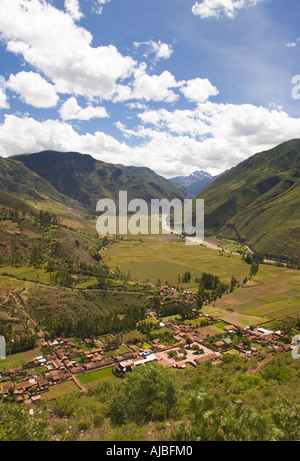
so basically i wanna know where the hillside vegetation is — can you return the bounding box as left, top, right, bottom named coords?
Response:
left=0, top=156, right=84, bottom=213
left=197, top=139, right=300, bottom=260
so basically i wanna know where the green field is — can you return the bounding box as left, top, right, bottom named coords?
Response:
left=244, top=298, right=300, bottom=318
left=102, top=234, right=300, bottom=325
left=0, top=266, right=51, bottom=284
left=161, top=315, right=181, bottom=322
left=74, top=276, right=98, bottom=289
left=78, top=366, right=114, bottom=385
left=121, top=329, right=145, bottom=344
left=223, top=349, right=241, bottom=356
left=0, top=348, right=42, bottom=371
left=102, top=236, right=250, bottom=289
left=104, top=345, right=130, bottom=357
left=196, top=325, right=225, bottom=337
left=40, top=380, right=80, bottom=401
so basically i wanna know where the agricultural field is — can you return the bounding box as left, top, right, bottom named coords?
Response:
left=104, top=345, right=131, bottom=357
left=0, top=348, right=42, bottom=372
left=40, top=381, right=80, bottom=401
left=205, top=236, right=245, bottom=253
left=77, top=366, right=116, bottom=390
left=102, top=235, right=250, bottom=289
left=202, top=265, right=300, bottom=326
left=0, top=266, right=51, bottom=284
left=103, top=234, right=300, bottom=325
left=195, top=325, right=225, bottom=338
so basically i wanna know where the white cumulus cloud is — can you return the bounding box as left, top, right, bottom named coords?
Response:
left=0, top=114, right=127, bottom=159
left=120, top=102, right=300, bottom=175
left=92, top=0, right=111, bottom=15
left=130, top=65, right=180, bottom=103
left=59, top=97, right=109, bottom=121
left=65, top=0, right=83, bottom=21
left=192, top=0, right=263, bottom=20
left=286, top=42, right=297, bottom=48
left=1, top=99, right=299, bottom=178
left=0, top=0, right=136, bottom=101
left=180, top=78, right=219, bottom=103
left=134, top=40, right=174, bottom=61
left=7, top=71, right=58, bottom=108
left=0, top=76, right=9, bottom=109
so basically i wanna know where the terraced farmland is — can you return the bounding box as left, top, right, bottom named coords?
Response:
left=203, top=265, right=300, bottom=326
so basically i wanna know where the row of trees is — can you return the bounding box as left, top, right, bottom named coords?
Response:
left=42, top=305, right=146, bottom=340
left=0, top=207, right=22, bottom=224
left=243, top=253, right=261, bottom=276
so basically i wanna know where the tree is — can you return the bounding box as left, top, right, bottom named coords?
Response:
left=201, top=272, right=220, bottom=290
left=29, top=244, right=44, bottom=267
left=196, top=285, right=207, bottom=309
left=96, top=266, right=107, bottom=287
left=178, top=303, right=195, bottom=321
left=53, top=269, right=73, bottom=288
left=152, top=295, right=160, bottom=311
left=109, top=362, right=180, bottom=425
left=230, top=276, right=238, bottom=291
left=186, top=336, right=193, bottom=346
left=174, top=391, right=274, bottom=441
left=250, top=261, right=259, bottom=276
left=182, top=271, right=191, bottom=283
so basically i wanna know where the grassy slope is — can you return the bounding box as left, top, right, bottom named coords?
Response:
left=0, top=156, right=85, bottom=214
left=23, top=285, right=148, bottom=322
left=0, top=207, right=99, bottom=268
left=197, top=139, right=300, bottom=259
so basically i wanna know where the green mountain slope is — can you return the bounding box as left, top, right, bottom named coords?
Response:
left=16, top=150, right=186, bottom=211
left=0, top=156, right=85, bottom=215
left=197, top=139, right=300, bottom=260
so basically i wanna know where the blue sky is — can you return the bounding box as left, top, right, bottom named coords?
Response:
left=0, top=0, right=300, bottom=177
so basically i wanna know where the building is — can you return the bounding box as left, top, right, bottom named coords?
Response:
left=173, top=361, right=186, bottom=369
left=257, top=327, right=274, bottom=336
left=134, top=354, right=158, bottom=367
left=223, top=325, right=235, bottom=333
left=116, top=360, right=134, bottom=373
left=194, top=353, right=218, bottom=365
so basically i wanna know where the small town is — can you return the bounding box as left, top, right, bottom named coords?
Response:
left=0, top=284, right=293, bottom=405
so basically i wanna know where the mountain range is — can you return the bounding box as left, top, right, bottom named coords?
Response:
left=170, top=170, right=224, bottom=197
left=14, top=151, right=186, bottom=212
left=0, top=141, right=299, bottom=260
